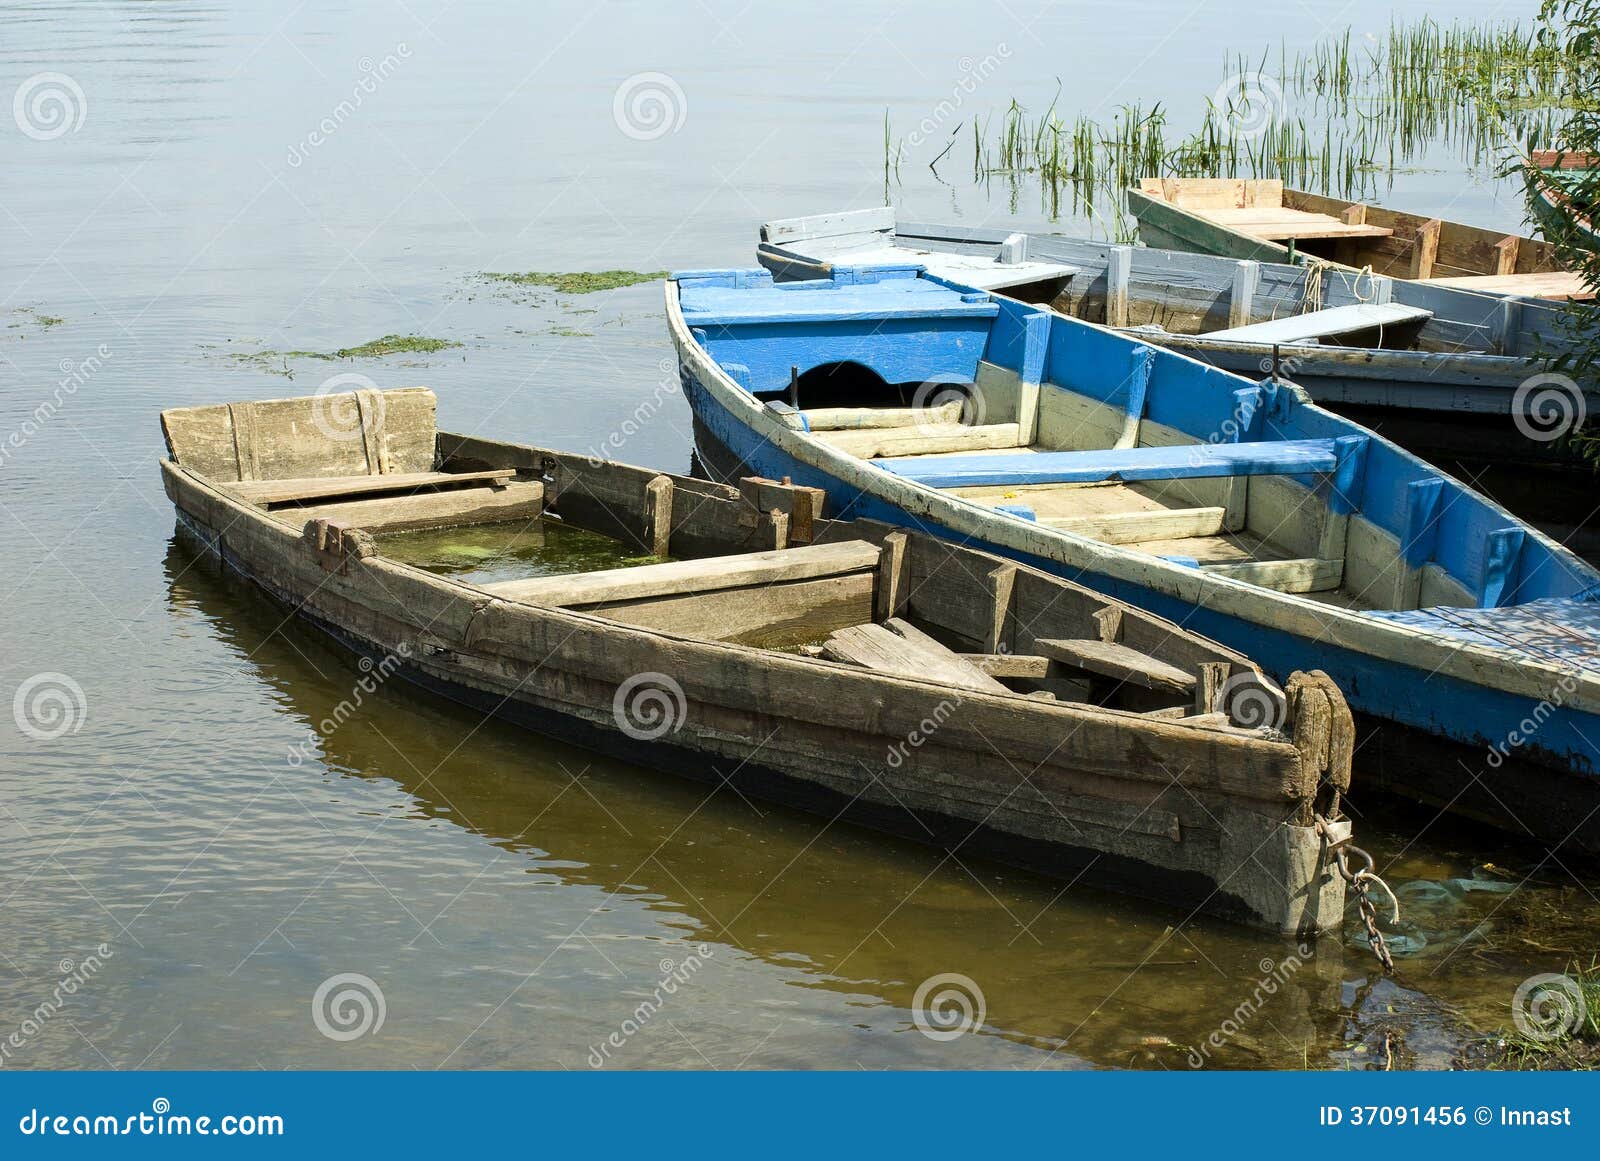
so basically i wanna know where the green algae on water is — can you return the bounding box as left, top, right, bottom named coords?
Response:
left=479, top=270, right=666, bottom=294
left=214, top=333, right=462, bottom=376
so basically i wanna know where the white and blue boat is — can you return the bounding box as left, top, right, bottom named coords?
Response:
left=755, top=207, right=1593, bottom=470
left=666, top=262, right=1600, bottom=851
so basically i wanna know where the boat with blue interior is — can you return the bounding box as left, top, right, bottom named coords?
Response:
left=667, top=261, right=1600, bottom=852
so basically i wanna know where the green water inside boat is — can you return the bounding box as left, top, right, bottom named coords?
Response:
left=378, top=518, right=666, bottom=587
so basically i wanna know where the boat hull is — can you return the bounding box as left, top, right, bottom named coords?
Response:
left=163, top=452, right=1342, bottom=935
left=682, top=371, right=1600, bottom=856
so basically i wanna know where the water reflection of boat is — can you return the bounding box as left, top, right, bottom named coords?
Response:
left=165, top=533, right=1393, bottom=1069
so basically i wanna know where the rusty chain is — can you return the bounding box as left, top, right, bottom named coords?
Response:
left=1316, top=815, right=1398, bottom=974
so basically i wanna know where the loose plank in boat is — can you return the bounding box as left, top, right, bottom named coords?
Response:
left=1033, top=638, right=1198, bottom=694
left=481, top=540, right=880, bottom=607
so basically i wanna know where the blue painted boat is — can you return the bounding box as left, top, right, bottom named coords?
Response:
left=756, top=208, right=1594, bottom=470
left=667, top=263, right=1600, bottom=851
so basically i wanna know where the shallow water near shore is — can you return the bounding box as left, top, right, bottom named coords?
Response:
left=2, top=0, right=1596, bottom=1070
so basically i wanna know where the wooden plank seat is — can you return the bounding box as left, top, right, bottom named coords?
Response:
left=823, top=618, right=1010, bottom=694
left=1200, top=206, right=1394, bottom=241
left=818, top=422, right=1022, bottom=460
left=803, top=402, right=964, bottom=431
left=1204, top=302, right=1432, bottom=344
left=1032, top=638, right=1198, bottom=695
left=1422, top=271, right=1596, bottom=301
left=986, top=503, right=1227, bottom=545
left=229, top=469, right=519, bottom=506
left=877, top=437, right=1355, bottom=489
left=481, top=541, right=881, bottom=607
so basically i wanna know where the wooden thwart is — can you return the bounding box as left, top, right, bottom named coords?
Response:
left=481, top=540, right=880, bottom=607
left=229, top=469, right=517, bottom=506
left=1037, top=506, right=1225, bottom=545
left=1204, top=557, right=1344, bottom=593
left=1033, top=638, right=1198, bottom=694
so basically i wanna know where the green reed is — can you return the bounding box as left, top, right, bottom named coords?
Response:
left=943, top=15, right=1594, bottom=226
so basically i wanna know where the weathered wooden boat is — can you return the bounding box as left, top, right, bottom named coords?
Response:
left=158, top=386, right=1361, bottom=934
left=668, top=263, right=1600, bottom=853
left=1525, top=150, right=1600, bottom=253
left=756, top=208, right=1592, bottom=468
left=1127, top=178, right=1595, bottom=302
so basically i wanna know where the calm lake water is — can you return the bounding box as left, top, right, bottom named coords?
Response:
left=3, top=0, right=1596, bottom=1071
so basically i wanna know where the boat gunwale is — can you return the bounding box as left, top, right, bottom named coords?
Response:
left=157, top=453, right=1301, bottom=743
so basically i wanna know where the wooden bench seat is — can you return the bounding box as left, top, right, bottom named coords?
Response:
left=1204, top=303, right=1432, bottom=344
left=1201, top=206, right=1394, bottom=241
left=877, top=437, right=1357, bottom=488
left=818, top=422, right=1022, bottom=459
left=1032, top=638, right=1197, bottom=695
left=228, top=469, right=518, bottom=506
left=482, top=540, right=880, bottom=607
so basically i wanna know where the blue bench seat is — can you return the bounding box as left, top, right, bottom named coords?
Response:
left=876, top=439, right=1347, bottom=488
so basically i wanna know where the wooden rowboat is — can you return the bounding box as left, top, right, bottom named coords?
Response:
left=158, top=386, right=1358, bottom=933
left=756, top=208, right=1591, bottom=469
left=1127, top=178, right=1594, bottom=302
left=1525, top=150, right=1600, bottom=253
left=668, top=263, right=1600, bottom=853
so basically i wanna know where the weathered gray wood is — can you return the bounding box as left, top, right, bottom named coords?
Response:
left=297, top=480, right=545, bottom=534
left=818, top=422, right=1021, bottom=459
left=958, top=653, right=1052, bottom=678
left=229, top=469, right=516, bottom=505
left=1034, top=638, right=1198, bottom=694
left=592, top=572, right=874, bottom=647
left=161, top=387, right=437, bottom=483
left=645, top=475, right=674, bottom=558
left=739, top=476, right=826, bottom=543
left=1203, top=557, right=1343, bottom=593
left=824, top=620, right=1008, bottom=693
left=1195, top=661, right=1229, bottom=716
left=1107, top=245, right=1132, bottom=327
left=1205, top=302, right=1431, bottom=343
left=1228, top=260, right=1259, bottom=329
left=1040, top=506, right=1225, bottom=545
left=804, top=402, right=962, bottom=430
left=985, top=564, right=1017, bottom=653
left=482, top=540, right=880, bottom=607
left=875, top=532, right=908, bottom=621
